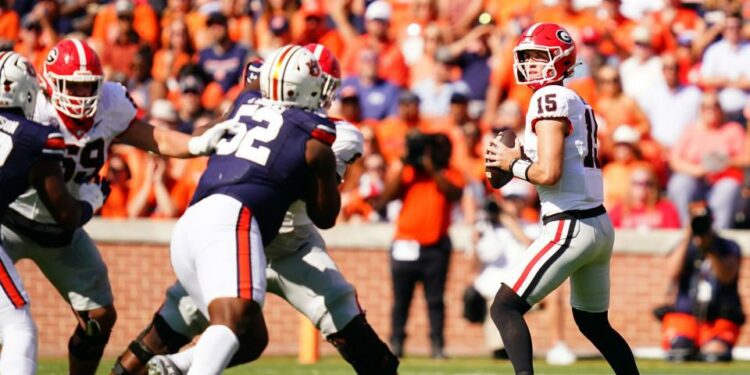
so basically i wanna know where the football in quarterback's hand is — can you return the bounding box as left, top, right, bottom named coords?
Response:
left=486, top=128, right=516, bottom=189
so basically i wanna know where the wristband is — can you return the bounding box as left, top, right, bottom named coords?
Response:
left=510, top=158, right=532, bottom=181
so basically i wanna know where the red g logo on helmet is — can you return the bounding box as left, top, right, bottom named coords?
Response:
left=513, top=23, right=577, bottom=90
left=42, top=39, right=104, bottom=119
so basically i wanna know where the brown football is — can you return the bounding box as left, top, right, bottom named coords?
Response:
left=486, top=128, right=516, bottom=189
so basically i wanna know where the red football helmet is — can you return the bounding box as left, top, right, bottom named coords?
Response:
left=41, top=39, right=103, bottom=119
left=513, top=23, right=577, bottom=90
left=304, top=43, right=341, bottom=109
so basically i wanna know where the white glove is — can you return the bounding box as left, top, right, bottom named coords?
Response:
left=188, top=121, right=233, bottom=156
left=78, top=182, right=106, bottom=212
left=331, top=121, right=364, bottom=179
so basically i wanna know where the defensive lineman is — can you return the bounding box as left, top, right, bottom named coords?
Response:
left=162, top=45, right=345, bottom=374
left=0, top=51, right=108, bottom=374
left=113, top=45, right=398, bottom=375
left=484, top=23, right=639, bottom=375
left=0, top=39, right=229, bottom=374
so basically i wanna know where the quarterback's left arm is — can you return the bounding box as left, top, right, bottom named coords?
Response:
left=116, top=119, right=231, bottom=158
left=485, top=119, right=565, bottom=186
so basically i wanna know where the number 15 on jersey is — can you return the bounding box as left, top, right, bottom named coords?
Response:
left=215, top=103, right=283, bottom=166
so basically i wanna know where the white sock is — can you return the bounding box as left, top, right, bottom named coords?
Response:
left=167, top=347, right=195, bottom=371
left=0, top=306, right=37, bottom=375
left=187, top=325, right=239, bottom=375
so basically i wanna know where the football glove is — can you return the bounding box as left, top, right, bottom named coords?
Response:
left=188, top=121, right=233, bottom=156
left=332, top=120, right=364, bottom=179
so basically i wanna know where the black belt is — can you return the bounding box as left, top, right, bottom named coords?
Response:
left=542, top=205, right=606, bottom=225
left=1, top=209, right=75, bottom=248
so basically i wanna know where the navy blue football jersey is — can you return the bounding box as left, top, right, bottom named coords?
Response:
left=191, top=90, right=336, bottom=244
left=0, top=111, right=65, bottom=216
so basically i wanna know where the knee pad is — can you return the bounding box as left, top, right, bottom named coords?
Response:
left=489, top=284, right=531, bottom=323
left=68, top=325, right=111, bottom=361
left=326, top=314, right=399, bottom=375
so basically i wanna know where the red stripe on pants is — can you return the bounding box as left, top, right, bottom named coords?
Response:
left=0, top=260, right=25, bottom=308
left=512, top=220, right=565, bottom=293
left=236, top=207, right=253, bottom=300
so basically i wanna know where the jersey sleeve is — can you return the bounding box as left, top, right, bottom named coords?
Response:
left=309, top=115, right=337, bottom=146
left=41, top=131, right=65, bottom=159
left=100, top=82, right=138, bottom=136
left=528, top=86, right=574, bottom=135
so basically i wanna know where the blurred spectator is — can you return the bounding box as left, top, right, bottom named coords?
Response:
left=338, top=0, right=410, bottom=87
left=436, top=24, right=496, bottom=115
left=619, top=26, right=665, bottom=106
left=537, top=0, right=593, bottom=32
left=602, top=126, right=653, bottom=208
left=92, top=0, right=158, bottom=48
left=640, top=53, right=701, bottom=149
left=223, top=0, right=254, bottom=48
left=126, top=45, right=159, bottom=112
left=659, top=203, right=745, bottom=362
left=160, top=0, right=207, bottom=50
left=174, top=69, right=208, bottom=134
left=591, top=0, right=638, bottom=58
left=609, top=166, right=681, bottom=230
left=294, top=0, right=344, bottom=58
left=55, top=0, right=98, bottom=35
left=592, top=65, right=651, bottom=161
left=99, top=1, right=145, bottom=79
left=697, top=12, right=750, bottom=122
left=340, top=48, right=401, bottom=121
left=407, top=23, right=443, bottom=88
left=100, top=147, right=133, bottom=218
left=14, top=16, right=56, bottom=72
left=377, top=132, right=464, bottom=359
left=667, top=91, right=746, bottom=229
left=257, top=15, right=292, bottom=58
left=422, top=92, right=474, bottom=173
left=152, top=18, right=194, bottom=84
left=375, top=91, right=428, bottom=165
left=647, top=0, right=704, bottom=54
left=342, top=152, right=386, bottom=223
left=0, top=0, right=19, bottom=49
left=412, top=60, right=470, bottom=118
left=255, top=0, right=301, bottom=57
left=197, top=12, right=249, bottom=93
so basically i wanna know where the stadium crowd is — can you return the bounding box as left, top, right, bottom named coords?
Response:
left=3, top=0, right=749, bottom=232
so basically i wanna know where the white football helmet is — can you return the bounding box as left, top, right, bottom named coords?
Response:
left=259, top=45, right=326, bottom=111
left=0, top=52, right=40, bottom=119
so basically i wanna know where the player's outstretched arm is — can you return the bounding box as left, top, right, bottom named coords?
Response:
left=304, top=138, right=341, bottom=229
left=28, top=159, right=102, bottom=230
left=116, top=119, right=230, bottom=158
left=486, top=119, right=565, bottom=186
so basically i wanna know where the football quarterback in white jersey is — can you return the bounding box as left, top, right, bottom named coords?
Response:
left=112, top=44, right=398, bottom=375
left=0, top=39, right=229, bottom=375
left=484, top=23, right=639, bottom=375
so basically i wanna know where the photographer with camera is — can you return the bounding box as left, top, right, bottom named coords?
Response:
left=375, top=125, right=464, bottom=359
left=659, top=202, right=745, bottom=362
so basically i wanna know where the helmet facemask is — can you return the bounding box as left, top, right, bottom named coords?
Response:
left=47, top=73, right=102, bottom=119
left=320, top=72, right=340, bottom=110
left=513, top=46, right=562, bottom=87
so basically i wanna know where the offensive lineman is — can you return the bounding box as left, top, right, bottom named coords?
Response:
left=0, top=39, right=230, bottom=374
left=112, top=44, right=398, bottom=375
left=159, top=45, right=344, bottom=374
left=0, top=52, right=108, bottom=374
left=484, top=23, right=639, bottom=375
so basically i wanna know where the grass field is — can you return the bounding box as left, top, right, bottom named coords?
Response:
left=37, top=357, right=750, bottom=374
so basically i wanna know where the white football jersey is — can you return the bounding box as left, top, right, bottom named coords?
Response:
left=10, top=82, right=137, bottom=223
left=523, top=85, right=603, bottom=216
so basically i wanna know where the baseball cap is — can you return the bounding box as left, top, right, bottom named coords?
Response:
left=179, top=75, right=204, bottom=94
left=269, top=15, right=290, bottom=35
left=245, top=58, right=263, bottom=85
left=150, top=99, right=177, bottom=122
left=301, top=1, right=326, bottom=18
left=365, top=1, right=392, bottom=22
left=206, top=12, right=228, bottom=26
left=501, top=179, right=532, bottom=199
left=612, top=125, right=640, bottom=145
left=115, top=0, right=134, bottom=15
left=398, top=91, right=420, bottom=104
left=450, top=92, right=469, bottom=105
